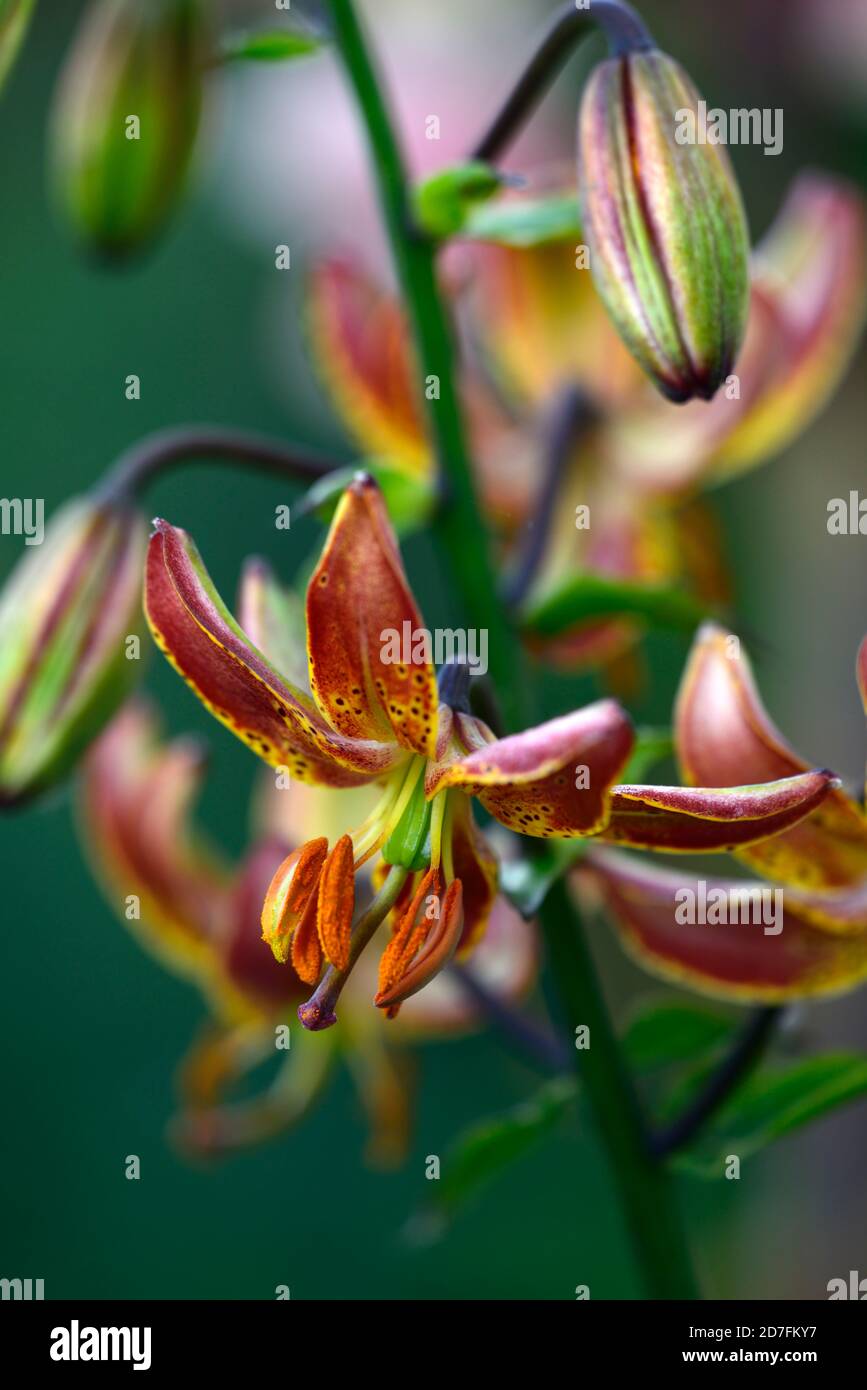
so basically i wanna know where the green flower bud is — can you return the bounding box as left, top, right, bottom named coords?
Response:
left=577, top=48, right=750, bottom=403
left=0, top=496, right=147, bottom=807
left=50, top=0, right=205, bottom=258
left=0, top=0, right=36, bottom=93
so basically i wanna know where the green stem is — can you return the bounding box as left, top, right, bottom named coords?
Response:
left=327, top=0, right=524, bottom=728
left=540, top=879, right=698, bottom=1299
left=326, top=0, right=698, bottom=1301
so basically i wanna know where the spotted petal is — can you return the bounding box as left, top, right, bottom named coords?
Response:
left=145, top=518, right=400, bottom=786
left=676, top=624, right=867, bottom=887
left=306, top=474, right=438, bottom=757
left=433, top=699, right=635, bottom=837
left=580, top=850, right=867, bottom=1002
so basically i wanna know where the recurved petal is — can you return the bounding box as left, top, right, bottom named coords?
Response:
left=307, top=259, right=429, bottom=475
left=433, top=699, right=634, bottom=838
left=580, top=849, right=867, bottom=1002
left=713, top=174, right=867, bottom=475
left=676, top=624, right=867, bottom=887
left=780, top=878, right=867, bottom=936
left=601, top=770, right=839, bottom=852
left=306, top=475, right=438, bottom=757
left=78, top=700, right=229, bottom=980
left=449, top=796, right=499, bottom=957
left=145, top=518, right=401, bottom=786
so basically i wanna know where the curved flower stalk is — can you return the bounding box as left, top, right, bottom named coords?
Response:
left=143, top=473, right=839, bottom=1027
left=580, top=624, right=867, bottom=1001
left=78, top=700, right=537, bottom=1162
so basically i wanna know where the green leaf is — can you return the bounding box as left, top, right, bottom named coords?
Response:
left=461, top=194, right=581, bottom=247
left=219, top=28, right=323, bottom=64
left=294, top=460, right=436, bottom=535
left=412, top=162, right=504, bottom=239
left=621, top=726, right=675, bottom=784
left=407, top=1077, right=576, bottom=1242
left=673, top=1053, right=867, bottom=1178
left=500, top=840, right=587, bottom=918
left=521, top=573, right=713, bottom=640
left=623, top=1001, right=734, bottom=1072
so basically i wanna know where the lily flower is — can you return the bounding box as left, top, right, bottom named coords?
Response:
left=580, top=624, right=867, bottom=1001
left=305, top=174, right=865, bottom=672
left=79, top=699, right=537, bottom=1163
left=143, top=474, right=839, bottom=1025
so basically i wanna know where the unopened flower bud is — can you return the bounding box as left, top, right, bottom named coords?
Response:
left=0, top=496, right=147, bottom=806
left=50, top=0, right=205, bottom=258
left=0, top=0, right=35, bottom=93
left=577, top=48, right=750, bottom=402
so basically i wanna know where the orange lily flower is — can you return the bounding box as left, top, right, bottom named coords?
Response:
left=78, top=700, right=537, bottom=1164
left=307, top=174, right=865, bottom=671
left=143, top=474, right=840, bottom=1025
left=579, top=624, right=867, bottom=1001
left=471, top=172, right=866, bottom=662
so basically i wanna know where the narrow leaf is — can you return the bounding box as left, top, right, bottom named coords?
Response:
left=294, top=460, right=436, bottom=534
left=623, top=1001, right=735, bottom=1071
left=461, top=194, right=582, bottom=247
left=407, top=1078, right=576, bottom=1242
left=219, top=29, right=323, bottom=64
left=621, top=727, right=674, bottom=784
left=413, top=162, right=504, bottom=239
left=672, top=1053, right=867, bottom=1178
left=522, top=574, right=714, bottom=639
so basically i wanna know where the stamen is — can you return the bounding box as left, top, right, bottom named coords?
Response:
left=375, top=880, right=465, bottom=1011
left=316, top=833, right=355, bottom=970
left=291, top=891, right=324, bottom=986
left=261, top=837, right=328, bottom=962
left=298, top=864, right=409, bottom=1031
left=377, top=868, right=442, bottom=998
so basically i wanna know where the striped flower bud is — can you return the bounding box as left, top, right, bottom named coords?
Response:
left=50, top=0, right=205, bottom=258
left=0, top=496, right=147, bottom=806
left=577, top=48, right=750, bottom=402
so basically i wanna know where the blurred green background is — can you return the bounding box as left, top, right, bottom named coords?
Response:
left=1, top=0, right=865, bottom=1299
